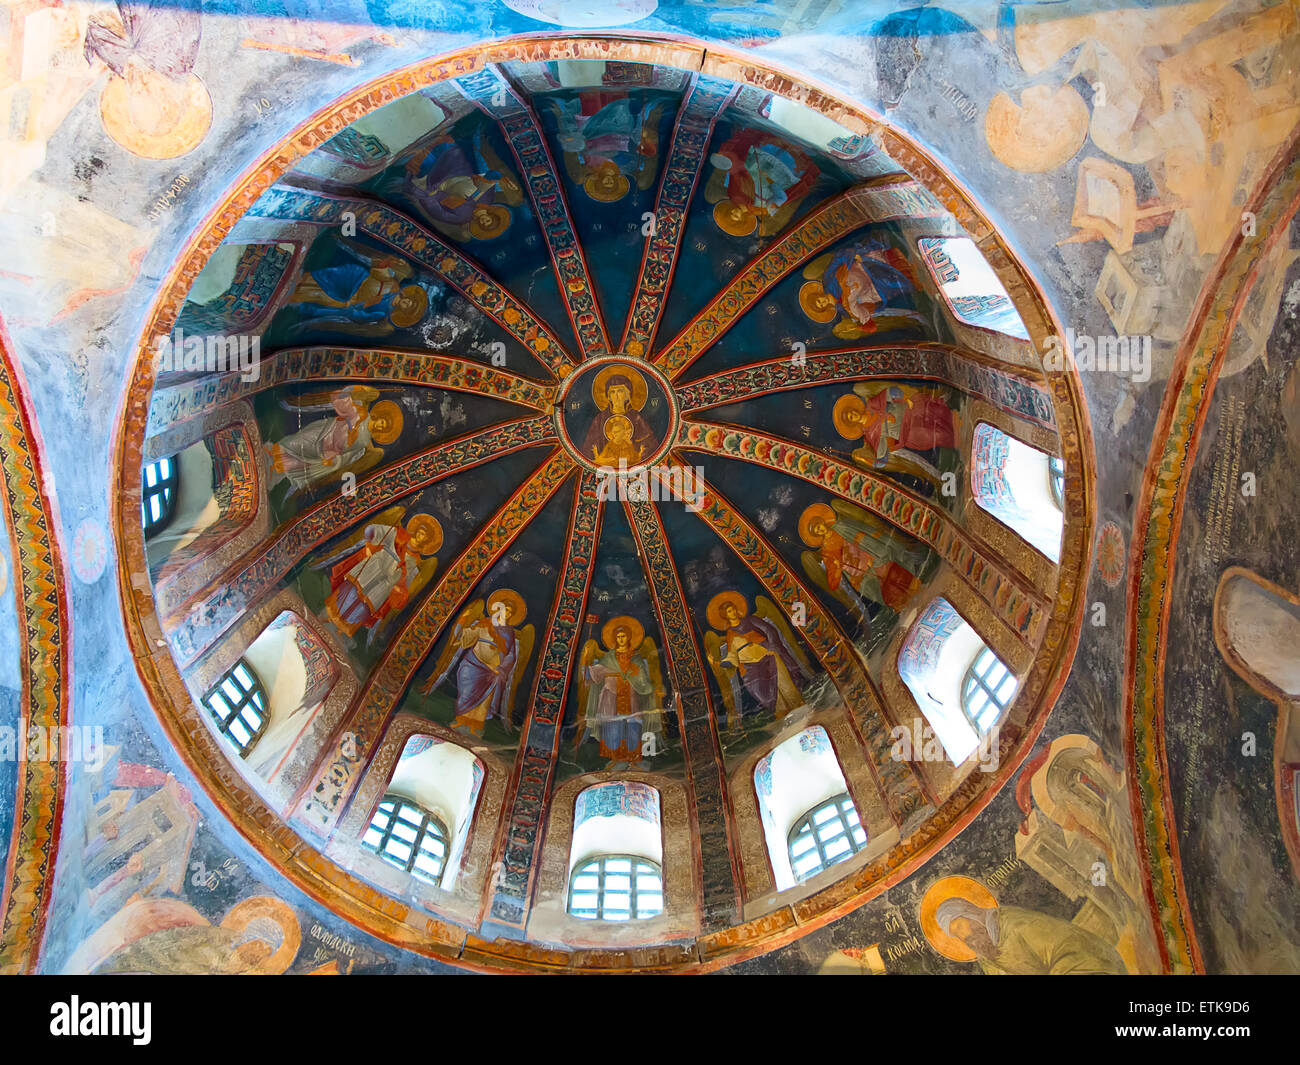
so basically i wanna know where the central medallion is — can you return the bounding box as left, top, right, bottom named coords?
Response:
left=556, top=356, right=677, bottom=472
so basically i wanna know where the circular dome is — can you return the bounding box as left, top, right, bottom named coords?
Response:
left=555, top=356, right=677, bottom=471
left=115, top=36, right=1092, bottom=972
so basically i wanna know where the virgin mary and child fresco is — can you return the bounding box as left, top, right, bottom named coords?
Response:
left=580, top=365, right=658, bottom=467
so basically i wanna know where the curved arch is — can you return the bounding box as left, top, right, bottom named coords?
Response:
left=1123, top=122, right=1300, bottom=976
left=0, top=316, right=72, bottom=975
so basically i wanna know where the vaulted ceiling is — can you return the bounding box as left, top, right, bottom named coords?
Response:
left=118, top=48, right=1089, bottom=968
left=0, top=0, right=1295, bottom=979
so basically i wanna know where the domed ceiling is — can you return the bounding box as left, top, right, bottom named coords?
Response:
left=119, top=46, right=1090, bottom=969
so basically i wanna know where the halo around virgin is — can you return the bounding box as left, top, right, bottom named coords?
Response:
left=592, top=364, right=649, bottom=411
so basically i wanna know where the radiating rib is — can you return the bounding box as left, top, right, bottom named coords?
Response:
left=147, top=346, right=557, bottom=440
left=677, top=420, right=1048, bottom=641
left=164, top=416, right=559, bottom=665
left=659, top=460, right=930, bottom=827
left=677, top=343, right=1057, bottom=430
left=620, top=75, right=737, bottom=358
left=488, top=469, right=604, bottom=930
left=456, top=66, right=612, bottom=359
left=248, top=185, right=576, bottom=378
left=297, top=451, right=577, bottom=834
left=624, top=496, right=741, bottom=929
left=652, top=177, right=944, bottom=380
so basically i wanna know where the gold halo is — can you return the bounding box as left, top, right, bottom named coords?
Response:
left=713, top=199, right=758, bottom=237
left=831, top=393, right=868, bottom=440
left=604, top=414, right=633, bottom=437
left=584, top=162, right=630, bottom=202
left=798, top=503, right=836, bottom=547
left=601, top=614, right=644, bottom=650
left=592, top=364, right=648, bottom=411
left=799, top=280, right=838, bottom=324
left=368, top=400, right=404, bottom=444
left=919, top=876, right=999, bottom=963
left=469, top=203, right=511, bottom=240
left=487, top=588, right=526, bottom=625
left=99, top=72, right=212, bottom=160
left=405, top=513, right=443, bottom=555
left=220, top=897, right=301, bottom=975
left=985, top=84, right=1089, bottom=174
left=706, top=590, right=749, bottom=631
left=390, top=284, right=428, bottom=328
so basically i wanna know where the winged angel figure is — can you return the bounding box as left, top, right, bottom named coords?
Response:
left=576, top=615, right=666, bottom=768
left=313, top=505, right=441, bottom=648
left=704, top=592, right=812, bottom=730
left=798, top=498, right=929, bottom=622
left=267, top=385, right=403, bottom=499
left=420, top=589, right=534, bottom=738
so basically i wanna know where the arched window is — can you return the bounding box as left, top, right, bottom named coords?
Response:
left=201, top=659, right=268, bottom=756
left=1048, top=455, right=1065, bottom=509
left=141, top=456, right=180, bottom=537
left=899, top=598, right=1016, bottom=764
left=567, top=854, right=664, bottom=921
left=151, top=425, right=260, bottom=583
left=962, top=647, right=1017, bottom=734
left=971, top=422, right=1063, bottom=562
left=757, top=93, right=867, bottom=157
left=917, top=236, right=1029, bottom=339
left=362, top=796, right=449, bottom=886
left=787, top=792, right=867, bottom=882
left=567, top=781, right=664, bottom=922
left=247, top=612, right=338, bottom=782
left=754, top=726, right=866, bottom=890
left=364, top=734, right=484, bottom=891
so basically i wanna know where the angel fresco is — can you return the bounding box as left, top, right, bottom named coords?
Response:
left=799, top=236, right=926, bottom=340
left=577, top=616, right=665, bottom=768
left=831, top=382, right=961, bottom=493
left=266, top=386, right=402, bottom=498
left=798, top=500, right=928, bottom=618
left=377, top=123, right=524, bottom=243
left=705, top=128, right=819, bottom=238
left=283, top=237, right=428, bottom=339
left=704, top=592, right=811, bottom=729
left=549, top=92, right=667, bottom=202
left=420, top=589, right=535, bottom=737
left=313, top=507, right=442, bottom=646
